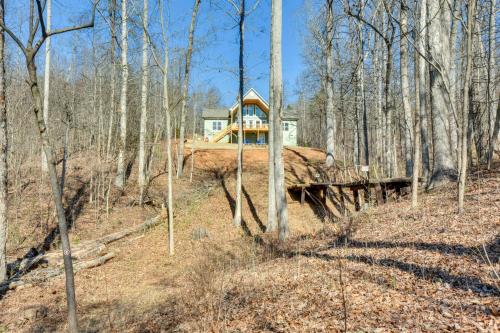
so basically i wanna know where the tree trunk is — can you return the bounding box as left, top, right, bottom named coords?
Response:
left=384, top=42, right=394, bottom=176
left=267, top=8, right=276, bottom=232
left=400, top=0, right=412, bottom=176
left=106, top=0, right=116, bottom=160
left=115, top=0, right=128, bottom=189
left=177, top=0, right=201, bottom=178
left=357, top=17, right=369, bottom=169
left=190, top=96, right=197, bottom=183
left=412, top=0, right=423, bottom=208
left=448, top=0, right=460, bottom=165
left=487, top=0, right=497, bottom=168
left=138, top=0, right=149, bottom=204
left=325, top=0, right=335, bottom=167
left=233, top=0, right=245, bottom=228
left=0, top=0, right=7, bottom=282
left=458, top=0, right=475, bottom=213
left=271, top=0, right=288, bottom=240
left=418, top=0, right=431, bottom=181
left=428, top=0, right=456, bottom=187
left=27, top=55, right=78, bottom=333
left=164, top=41, right=174, bottom=256
left=41, top=0, right=51, bottom=172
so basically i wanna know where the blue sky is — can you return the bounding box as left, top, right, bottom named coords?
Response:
left=5, top=0, right=310, bottom=106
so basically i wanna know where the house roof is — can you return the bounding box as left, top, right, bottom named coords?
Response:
left=283, top=108, right=299, bottom=120
left=202, top=89, right=299, bottom=121
left=229, top=88, right=270, bottom=117
left=202, top=108, right=229, bottom=119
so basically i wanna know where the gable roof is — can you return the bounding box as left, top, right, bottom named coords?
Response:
left=229, top=88, right=270, bottom=117
left=202, top=108, right=229, bottom=119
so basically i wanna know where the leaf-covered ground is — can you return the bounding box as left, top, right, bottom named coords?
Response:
left=0, top=147, right=498, bottom=332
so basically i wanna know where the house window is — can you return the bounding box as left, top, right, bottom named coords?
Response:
left=213, top=121, right=222, bottom=131
left=243, top=105, right=252, bottom=116
left=283, top=122, right=289, bottom=131
left=256, top=106, right=267, bottom=123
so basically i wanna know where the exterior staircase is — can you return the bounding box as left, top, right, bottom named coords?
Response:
left=211, top=124, right=236, bottom=143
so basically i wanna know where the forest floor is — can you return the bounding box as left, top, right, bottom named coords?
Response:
left=0, top=143, right=498, bottom=332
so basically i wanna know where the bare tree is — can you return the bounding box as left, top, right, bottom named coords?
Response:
left=233, top=0, right=245, bottom=227
left=115, top=0, right=129, bottom=189
left=0, top=1, right=97, bottom=330
left=41, top=0, right=51, bottom=172
left=138, top=0, right=149, bottom=204
left=487, top=0, right=497, bottom=168
left=458, top=0, right=476, bottom=213
left=177, top=0, right=202, bottom=178
left=144, top=0, right=174, bottom=254
left=400, top=0, right=413, bottom=176
left=267, top=4, right=276, bottom=233
left=271, top=0, right=288, bottom=240
left=428, top=0, right=456, bottom=187
left=412, top=0, right=423, bottom=208
left=325, top=0, right=335, bottom=167
left=0, top=0, right=7, bottom=282
left=106, top=0, right=117, bottom=159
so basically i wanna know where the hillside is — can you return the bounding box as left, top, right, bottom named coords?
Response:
left=0, top=146, right=498, bottom=332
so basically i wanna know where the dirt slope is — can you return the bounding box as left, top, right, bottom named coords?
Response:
left=0, top=146, right=498, bottom=332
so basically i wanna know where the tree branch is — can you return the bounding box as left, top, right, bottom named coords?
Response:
left=35, top=0, right=47, bottom=37
left=33, top=0, right=99, bottom=56
left=344, top=1, right=389, bottom=45
left=0, top=22, right=27, bottom=55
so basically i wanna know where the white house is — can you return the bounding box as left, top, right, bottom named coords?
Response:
left=202, top=88, right=298, bottom=146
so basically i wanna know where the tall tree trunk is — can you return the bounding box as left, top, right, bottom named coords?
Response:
left=41, top=0, right=51, bottom=172
left=411, top=0, right=427, bottom=208
left=233, top=0, right=245, bottom=227
left=357, top=16, right=369, bottom=169
left=400, top=0, right=413, bottom=176
left=428, top=0, right=456, bottom=187
left=418, top=0, right=431, bottom=181
left=27, top=54, right=78, bottom=333
left=487, top=0, right=497, bottom=168
left=138, top=0, right=149, bottom=204
left=458, top=0, right=475, bottom=213
left=325, top=0, right=335, bottom=167
left=115, top=0, right=128, bottom=189
left=189, top=96, right=197, bottom=183
left=164, top=39, right=174, bottom=255
left=0, top=0, right=7, bottom=282
left=384, top=41, right=394, bottom=176
left=267, top=9, right=276, bottom=232
left=412, top=14, right=421, bottom=208
left=177, top=0, right=201, bottom=178
left=449, top=0, right=460, bottom=164
left=106, top=0, right=116, bottom=159
left=271, top=0, right=288, bottom=240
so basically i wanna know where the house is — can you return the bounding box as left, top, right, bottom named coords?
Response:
left=202, top=88, right=298, bottom=146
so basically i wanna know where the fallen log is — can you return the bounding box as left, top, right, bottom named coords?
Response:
left=2, top=215, right=161, bottom=292
left=74, top=252, right=116, bottom=272
left=95, top=216, right=161, bottom=245
left=1, top=252, right=117, bottom=291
